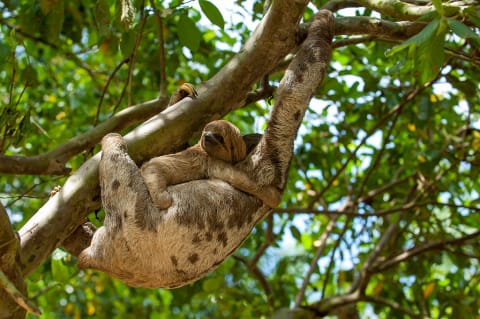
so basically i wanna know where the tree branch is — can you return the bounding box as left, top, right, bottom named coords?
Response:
left=354, top=0, right=472, bottom=21
left=372, top=230, right=480, bottom=272
left=297, top=17, right=426, bottom=43
left=0, top=203, right=39, bottom=317
left=364, top=295, right=421, bottom=318
left=294, top=213, right=340, bottom=307
left=0, top=97, right=169, bottom=175
left=309, top=85, right=425, bottom=208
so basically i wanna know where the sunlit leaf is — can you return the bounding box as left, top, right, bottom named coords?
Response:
left=448, top=20, right=479, bottom=39
left=431, top=0, right=444, bottom=16
left=199, top=0, right=225, bottom=29
left=386, top=19, right=440, bottom=57
left=51, top=257, right=70, bottom=282
left=178, top=14, right=202, bottom=52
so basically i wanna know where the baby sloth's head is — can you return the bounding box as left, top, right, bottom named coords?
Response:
left=201, top=120, right=247, bottom=163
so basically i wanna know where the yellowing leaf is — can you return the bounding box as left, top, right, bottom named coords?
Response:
left=100, top=39, right=110, bottom=53
left=96, top=278, right=105, bottom=293
left=423, top=282, right=436, bottom=298
left=64, top=303, right=74, bottom=314
left=332, top=179, right=339, bottom=187
left=86, top=301, right=95, bottom=316
left=430, top=94, right=443, bottom=102
left=46, top=95, right=57, bottom=103
left=56, top=111, right=66, bottom=120
left=407, top=123, right=416, bottom=132
left=373, top=282, right=383, bottom=296
left=418, top=155, right=427, bottom=163
left=472, top=131, right=480, bottom=151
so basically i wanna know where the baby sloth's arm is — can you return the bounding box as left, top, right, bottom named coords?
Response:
left=207, top=159, right=282, bottom=208
left=141, top=146, right=207, bottom=209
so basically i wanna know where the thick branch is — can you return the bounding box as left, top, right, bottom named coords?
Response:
left=0, top=97, right=169, bottom=175
left=19, top=0, right=310, bottom=277
left=298, top=16, right=426, bottom=43
left=334, top=16, right=426, bottom=41
left=0, top=203, right=37, bottom=317
left=354, top=0, right=472, bottom=20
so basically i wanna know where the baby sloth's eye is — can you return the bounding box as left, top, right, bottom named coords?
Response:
left=204, top=132, right=225, bottom=145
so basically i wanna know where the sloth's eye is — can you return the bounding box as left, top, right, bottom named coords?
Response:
left=204, top=132, right=225, bottom=145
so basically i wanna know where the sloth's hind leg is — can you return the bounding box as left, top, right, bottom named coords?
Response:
left=99, top=133, right=161, bottom=232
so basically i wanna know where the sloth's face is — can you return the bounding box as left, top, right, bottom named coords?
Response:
left=201, top=120, right=247, bottom=163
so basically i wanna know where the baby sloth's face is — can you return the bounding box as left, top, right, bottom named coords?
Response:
left=201, top=120, right=247, bottom=163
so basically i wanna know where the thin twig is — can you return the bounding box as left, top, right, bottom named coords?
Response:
left=0, top=270, right=41, bottom=315
left=126, top=1, right=147, bottom=107
left=294, top=200, right=347, bottom=307
left=355, top=103, right=404, bottom=197
left=364, top=295, right=420, bottom=318
left=233, top=255, right=274, bottom=307
left=373, top=230, right=480, bottom=272
left=321, top=216, right=353, bottom=299
left=309, top=85, right=428, bottom=209
left=93, top=57, right=131, bottom=127
left=149, top=0, right=167, bottom=98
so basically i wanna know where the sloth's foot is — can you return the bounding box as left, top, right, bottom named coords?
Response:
left=101, top=133, right=128, bottom=153
left=150, top=191, right=173, bottom=210
left=168, top=83, right=198, bottom=106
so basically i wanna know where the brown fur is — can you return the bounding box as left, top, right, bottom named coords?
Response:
left=77, top=10, right=334, bottom=289
left=140, top=119, right=265, bottom=209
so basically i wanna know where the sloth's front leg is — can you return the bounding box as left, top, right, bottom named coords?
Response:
left=207, top=159, right=282, bottom=208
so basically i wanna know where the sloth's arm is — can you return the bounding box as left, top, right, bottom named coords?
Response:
left=208, top=159, right=282, bottom=208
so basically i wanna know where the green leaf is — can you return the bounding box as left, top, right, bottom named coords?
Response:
left=178, top=14, right=202, bottom=52
left=202, top=276, right=223, bottom=292
left=431, top=0, right=444, bottom=16
left=386, top=19, right=440, bottom=57
left=39, top=0, right=56, bottom=14
left=120, top=30, right=136, bottom=58
left=416, top=19, right=446, bottom=84
left=95, top=0, right=111, bottom=36
left=51, top=257, right=70, bottom=282
left=21, top=65, right=38, bottom=87
left=45, top=0, right=65, bottom=42
left=448, top=20, right=479, bottom=39
left=465, top=7, right=480, bottom=28
left=289, top=225, right=302, bottom=241
left=0, top=41, right=10, bottom=65
left=199, top=0, right=225, bottom=29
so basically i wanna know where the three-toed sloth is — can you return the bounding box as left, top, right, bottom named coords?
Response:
left=77, top=85, right=281, bottom=287
left=77, top=9, right=333, bottom=288
left=141, top=119, right=279, bottom=210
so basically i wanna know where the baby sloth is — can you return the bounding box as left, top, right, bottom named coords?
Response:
left=141, top=120, right=248, bottom=210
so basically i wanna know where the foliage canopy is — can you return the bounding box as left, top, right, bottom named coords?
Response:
left=0, top=0, right=479, bottom=318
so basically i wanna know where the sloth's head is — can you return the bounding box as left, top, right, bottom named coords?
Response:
left=201, top=120, right=247, bottom=163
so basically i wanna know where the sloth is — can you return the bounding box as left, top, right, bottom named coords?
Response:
left=142, top=83, right=278, bottom=209
left=77, top=10, right=334, bottom=289
left=141, top=119, right=280, bottom=209
left=141, top=120, right=246, bottom=210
